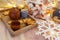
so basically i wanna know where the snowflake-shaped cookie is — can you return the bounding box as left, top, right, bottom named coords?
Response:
left=36, top=20, right=60, bottom=40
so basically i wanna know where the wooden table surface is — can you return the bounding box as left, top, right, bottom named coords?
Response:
left=0, top=20, right=46, bottom=40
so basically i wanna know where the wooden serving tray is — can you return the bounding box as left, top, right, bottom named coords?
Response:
left=1, top=14, right=37, bottom=36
